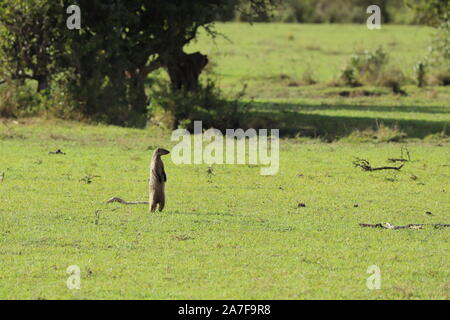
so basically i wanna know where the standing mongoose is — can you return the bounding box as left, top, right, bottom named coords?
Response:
left=149, top=148, right=170, bottom=212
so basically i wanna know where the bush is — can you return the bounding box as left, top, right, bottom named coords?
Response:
left=342, top=122, right=407, bottom=143
left=148, top=78, right=250, bottom=132
left=0, top=77, right=84, bottom=120
left=0, top=80, right=41, bottom=117
left=422, top=20, right=450, bottom=87
left=301, top=69, right=317, bottom=85
left=339, top=47, right=409, bottom=93
left=413, top=60, right=428, bottom=87
left=339, top=66, right=360, bottom=87
left=434, top=70, right=450, bottom=86
left=349, top=47, right=389, bottom=83
left=271, top=0, right=404, bottom=24
left=379, top=68, right=406, bottom=95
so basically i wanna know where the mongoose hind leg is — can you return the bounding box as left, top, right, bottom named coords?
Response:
left=150, top=201, right=157, bottom=212
left=158, top=199, right=165, bottom=212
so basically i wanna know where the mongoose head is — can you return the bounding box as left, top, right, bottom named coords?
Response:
left=154, top=148, right=170, bottom=156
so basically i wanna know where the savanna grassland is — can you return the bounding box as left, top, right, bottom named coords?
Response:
left=188, top=24, right=450, bottom=140
left=0, top=24, right=449, bottom=299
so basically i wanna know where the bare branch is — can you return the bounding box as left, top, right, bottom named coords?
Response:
left=353, top=158, right=404, bottom=171
left=106, top=197, right=148, bottom=205
left=360, top=223, right=450, bottom=230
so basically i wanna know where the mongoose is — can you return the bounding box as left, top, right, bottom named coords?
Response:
left=149, top=148, right=170, bottom=212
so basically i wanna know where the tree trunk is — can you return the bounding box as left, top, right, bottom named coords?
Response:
left=123, top=71, right=148, bottom=127
left=36, top=75, right=50, bottom=93
left=128, top=75, right=148, bottom=114
left=165, top=50, right=208, bottom=91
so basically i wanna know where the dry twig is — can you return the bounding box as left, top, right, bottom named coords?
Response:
left=106, top=197, right=148, bottom=205
left=359, top=223, right=450, bottom=230
left=353, top=158, right=404, bottom=171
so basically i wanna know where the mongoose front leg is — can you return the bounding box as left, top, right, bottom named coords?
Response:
left=158, top=197, right=165, bottom=212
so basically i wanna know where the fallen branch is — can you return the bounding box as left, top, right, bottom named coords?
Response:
left=106, top=197, right=148, bottom=205
left=353, top=158, right=404, bottom=171
left=49, top=149, right=66, bottom=155
left=387, top=158, right=408, bottom=163
left=359, top=223, right=450, bottom=230
left=388, top=147, right=412, bottom=163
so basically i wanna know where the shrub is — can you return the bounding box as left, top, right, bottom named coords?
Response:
left=301, top=69, right=317, bottom=85
left=434, top=70, right=450, bottom=86
left=0, top=80, right=41, bottom=117
left=340, top=47, right=390, bottom=86
left=0, top=77, right=84, bottom=120
left=350, top=47, right=389, bottom=83
left=413, top=60, right=428, bottom=87
left=342, top=122, right=407, bottom=143
left=148, top=78, right=250, bottom=132
left=379, top=68, right=406, bottom=95
left=339, top=66, right=360, bottom=87
left=340, top=47, right=410, bottom=93
left=424, top=20, right=450, bottom=86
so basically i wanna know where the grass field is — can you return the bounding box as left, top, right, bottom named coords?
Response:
left=189, top=23, right=435, bottom=85
left=187, top=23, right=450, bottom=140
left=0, top=23, right=449, bottom=299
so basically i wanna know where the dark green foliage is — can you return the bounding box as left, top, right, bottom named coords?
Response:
left=0, top=0, right=276, bottom=125
left=0, top=0, right=68, bottom=92
left=149, top=78, right=249, bottom=131
left=339, top=67, right=360, bottom=87
left=252, top=0, right=404, bottom=24
left=413, top=60, right=428, bottom=87
left=406, top=0, right=450, bottom=27
left=340, top=47, right=390, bottom=86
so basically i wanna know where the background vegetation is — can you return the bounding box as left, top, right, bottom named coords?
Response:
left=0, top=0, right=449, bottom=300
left=0, top=0, right=448, bottom=133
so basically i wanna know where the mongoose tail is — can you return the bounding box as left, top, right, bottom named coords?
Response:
left=149, top=148, right=170, bottom=212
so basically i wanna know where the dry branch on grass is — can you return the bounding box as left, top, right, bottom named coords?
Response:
left=388, top=146, right=412, bottom=163
left=48, top=149, right=66, bottom=155
left=359, top=223, right=450, bottom=230
left=387, top=158, right=409, bottom=163
left=106, top=197, right=148, bottom=205
left=353, top=158, right=404, bottom=171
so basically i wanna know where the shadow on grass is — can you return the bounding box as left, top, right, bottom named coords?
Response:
left=241, top=101, right=449, bottom=140
left=255, top=102, right=449, bottom=115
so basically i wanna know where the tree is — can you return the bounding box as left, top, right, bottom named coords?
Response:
left=406, top=0, right=449, bottom=27
left=0, top=0, right=278, bottom=124
left=0, top=0, right=68, bottom=92
left=407, top=0, right=449, bottom=67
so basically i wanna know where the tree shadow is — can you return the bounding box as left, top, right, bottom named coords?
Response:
left=242, top=101, right=449, bottom=139
left=255, top=102, right=449, bottom=115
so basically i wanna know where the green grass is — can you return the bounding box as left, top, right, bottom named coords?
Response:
left=0, top=119, right=449, bottom=299
left=189, top=23, right=435, bottom=85
left=186, top=23, right=450, bottom=140
left=1, top=23, right=449, bottom=300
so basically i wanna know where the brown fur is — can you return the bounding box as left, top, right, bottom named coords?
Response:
left=149, top=148, right=170, bottom=212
